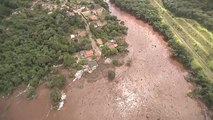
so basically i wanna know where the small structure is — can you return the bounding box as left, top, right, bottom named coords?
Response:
left=70, top=34, right=75, bottom=39
left=93, top=21, right=106, bottom=28
left=84, top=50, right=94, bottom=58
left=108, top=43, right=118, bottom=49
left=104, top=58, right=112, bottom=64
left=93, top=8, right=104, bottom=16
left=48, top=11, right=53, bottom=15
left=96, top=38, right=103, bottom=46
left=66, top=11, right=75, bottom=16
left=110, top=39, right=116, bottom=43
left=74, top=70, right=84, bottom=81
left=88, top=15, right=98, bottom=20
left=81, top=10, right=91, bottom=17
left=86, top=60, right=98, bottom=73
left=77, top=30, right=87, bottom=37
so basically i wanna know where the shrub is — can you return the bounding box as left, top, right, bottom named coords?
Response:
left=26, top=86, right=36, bottom=99
left=69, top=69, right=76, bottom=78
left=108, top=70, right=115, bottom=80
left=112, top=59, right=123, bottom=66
left=50, top=88, right=61, bottom=109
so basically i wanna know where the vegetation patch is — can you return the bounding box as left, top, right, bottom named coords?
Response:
left=50, top=88, right=61, bottom=109
left=162, top=0, right=213, bottom=31
left=112, top=59, right=123, bottom=67
left=108, top=70, right=115, bottom=81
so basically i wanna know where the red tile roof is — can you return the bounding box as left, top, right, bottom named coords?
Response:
left=108, top=43, right=118, bottom=49
left=84, top=50, right=94, bottom=57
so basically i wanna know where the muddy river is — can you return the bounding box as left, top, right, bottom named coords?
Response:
left=0, top=2, right=207, bottom=120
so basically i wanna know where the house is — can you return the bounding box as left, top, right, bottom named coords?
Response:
left=96, top=8, right=104, bottom=16
left=77, top=30, right=87, bottom=37
left=93, top=21, right=106, bottom=28
left=84, top=50, right=94, bottom=57
left=70, top=34, right=75, bottom=39
left=108, top=43, right=118, bottom=49
left=92, top=8, right=104, bottom=16
left=86, top=60, right=98, bottom=73
left=88, top=15, right=98, bottom=20
left=66, top=11, right=75, bottom=16
left=96, top=38, right=103, bottom=46
left=81, top=10, right=91, bottom=17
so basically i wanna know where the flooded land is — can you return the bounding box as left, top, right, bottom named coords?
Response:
left=0, top=2, right=208, bottom=120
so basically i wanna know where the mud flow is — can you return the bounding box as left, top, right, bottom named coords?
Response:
left=0, top=2, right=207, bottom=120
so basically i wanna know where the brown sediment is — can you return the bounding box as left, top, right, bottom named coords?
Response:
left=0, top=2, right=208, bottom=120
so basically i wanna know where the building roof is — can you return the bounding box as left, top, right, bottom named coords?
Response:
left=108, top=43, right=118, bottom=49
left=88, top=15, right=98, bottom=20
left=87, top=60, right=98, bottom=68
left=70, top=34, right=75, bottom=39
left=84, top=50, right=94, bottom=57
left=93, top=8, right=104, bottom=16
left=77, top=30, right=87, bottom=37
left=81, top=10, right=91, bottom=17
left=96, top=38, right=103, bottom=45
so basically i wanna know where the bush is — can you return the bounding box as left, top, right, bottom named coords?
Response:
left=26, top=86, right=36, bottom=99
left=50, top=88, right=61, bottom=109
left=112, top=59, right=123, bottom=66
left=108, top=70, right=115, bottom=80
left=69, top=69, right=76, bottom=78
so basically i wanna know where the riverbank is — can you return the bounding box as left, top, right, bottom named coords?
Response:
left=0, top=1, right=209, bottom=120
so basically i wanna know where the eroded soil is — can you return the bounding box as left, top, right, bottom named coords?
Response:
left=0, top=2, right=208, bottom=120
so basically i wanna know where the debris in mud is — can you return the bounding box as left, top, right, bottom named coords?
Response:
left=73, top=60, right=99, bottom=82
left=104, top=58, right=112, bottom=64
left=84, top=60, right=99, bottom=73
left=73, top=70, right=84, bottom=82
left=58, top=92, right=66, bottom=110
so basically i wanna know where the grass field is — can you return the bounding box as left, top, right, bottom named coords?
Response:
left=150, top=0, right=213, bottom=80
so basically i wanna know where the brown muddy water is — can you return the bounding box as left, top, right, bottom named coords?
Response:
left=0, top=2, right=208, bottom=120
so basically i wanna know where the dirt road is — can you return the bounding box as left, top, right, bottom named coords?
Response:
left=0, top=2, right=207, bottom=120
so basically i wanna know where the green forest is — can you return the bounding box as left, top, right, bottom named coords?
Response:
left=0, top=0, right=88, bottom=94
left=162, top=0, right=213, bottom=31
left=110, top=0, right=213, bottom=110
left=0, top=0, right=127, bottom=99
left=0, top=0, right=31, bottom=22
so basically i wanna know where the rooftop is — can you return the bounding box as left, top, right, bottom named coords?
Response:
left=84, top=50, right=94, bottom=57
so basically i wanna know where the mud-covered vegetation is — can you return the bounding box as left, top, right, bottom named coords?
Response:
left=162, top=0, right=213, bottom=31
left=110, top=0, right=213, bottom=109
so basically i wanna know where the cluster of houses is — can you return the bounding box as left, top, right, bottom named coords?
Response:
left=40, top=3, right=120, bottom=80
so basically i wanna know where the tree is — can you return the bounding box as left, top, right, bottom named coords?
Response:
left=108, top=70, right=115, bottom=80
left=50, top=88, right=61, bottom=109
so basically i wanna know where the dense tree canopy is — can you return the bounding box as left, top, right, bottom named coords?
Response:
left=0, top=2, right=86, bottom=94
left=163, top=0, right=213, bottom=31
left=0, top=0, right=31, bottom=22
